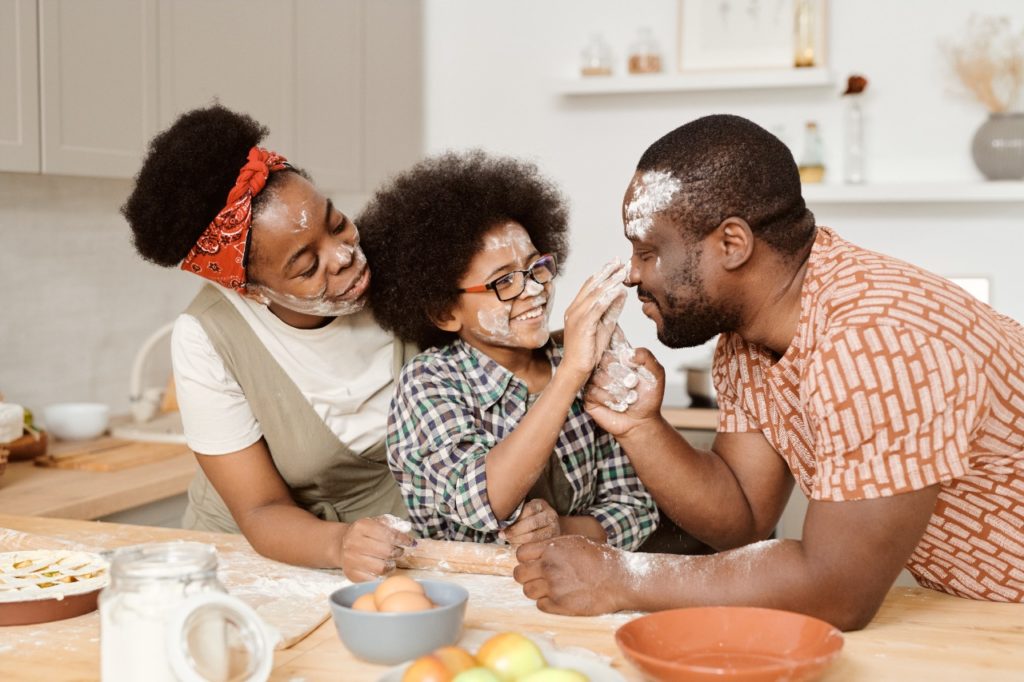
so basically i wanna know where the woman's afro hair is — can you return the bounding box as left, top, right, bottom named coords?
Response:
left=358, top=150, right=570, bottom=350
left=122, top=104, right=291, bottom=267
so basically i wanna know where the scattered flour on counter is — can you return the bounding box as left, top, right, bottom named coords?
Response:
left=377, top=513, right=413, bottom=534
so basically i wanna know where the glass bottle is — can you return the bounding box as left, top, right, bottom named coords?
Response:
left=794, top=0, right=816, bottom=67
left=580, top=34, right=613, bottom=77
left=100, top=542, right=274, bottom=682
left=844, top=94, right=865, bottom=183
left=627, top=27, right=662, bottom=74
left=798, top=121, right=825, bottom=184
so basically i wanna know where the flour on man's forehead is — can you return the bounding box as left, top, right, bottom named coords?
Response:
left=626, top=170, right=682, bottom=240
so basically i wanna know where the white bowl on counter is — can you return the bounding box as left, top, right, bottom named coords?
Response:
left=43, top=403, right=110, bottom=441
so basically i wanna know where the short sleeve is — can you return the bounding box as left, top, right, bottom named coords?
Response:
left=712, top=333, right=762, bottom=434
left=805, top=326, right=985, bottom=501
left=386, top=361, right=524, bottom=536
left=171, top=314, right=262, bottom=455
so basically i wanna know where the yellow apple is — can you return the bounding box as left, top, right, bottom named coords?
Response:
left=434, top=646, right=478, bottom=675
left=475, top=632, right=546, bottom=682
left=402, top=655, right=452, bottom=682
left=516, top=668, right=589, bottom=682
left=402, top=646, right=478, bottom=682
left=451, top=667, right=502, bottom=682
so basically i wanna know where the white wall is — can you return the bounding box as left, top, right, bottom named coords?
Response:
left=422, top=0, right=1024, bottom=402
left=2, top=0, right=1021, bottom=420
left=0, top=174, right=200, bottom=413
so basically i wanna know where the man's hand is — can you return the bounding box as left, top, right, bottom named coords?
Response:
left=513, top=535, right=630, bottom=615
left=501, top=499, right=561, bottom=546
left=336, top=516, right=414, bottom=582
left=585, top=346, right=666, bottom=437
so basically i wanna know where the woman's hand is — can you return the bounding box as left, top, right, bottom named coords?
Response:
left=560, top=261, right=629, bottom=383
left=500, top=499, right=561, bottom=546
left=336, top=516, right=415, bottom=582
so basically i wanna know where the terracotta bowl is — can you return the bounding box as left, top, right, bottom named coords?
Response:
left=615, top=606, right=843, bottom=682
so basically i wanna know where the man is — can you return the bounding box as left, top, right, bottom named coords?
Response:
left=513, top=114, right=1024, bottom=630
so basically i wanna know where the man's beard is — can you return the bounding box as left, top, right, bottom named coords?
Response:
left=657, top=287, right=740, bottom=347
left=640, top=255, right=741, bottom=348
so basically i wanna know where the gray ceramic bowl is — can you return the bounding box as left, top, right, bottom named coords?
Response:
left=328, top=578, right=469, bottom=665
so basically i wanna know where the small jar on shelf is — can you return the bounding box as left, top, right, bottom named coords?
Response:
left=580, top=33, right=614, bottom=77
left=627, top=27, right=663, bottom=74
left=798, top=121, right=825, bottom=184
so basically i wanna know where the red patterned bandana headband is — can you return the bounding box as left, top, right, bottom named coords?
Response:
left=180, top=146, right=289, bottom=292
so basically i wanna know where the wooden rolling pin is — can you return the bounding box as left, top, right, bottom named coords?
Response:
left=397, top=538, right=516, bottom=577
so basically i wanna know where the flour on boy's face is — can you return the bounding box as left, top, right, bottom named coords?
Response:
left=451, top=221, right=554, bottom=353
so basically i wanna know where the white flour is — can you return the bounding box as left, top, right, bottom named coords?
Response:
left=625, top=170, right=682, bottom=240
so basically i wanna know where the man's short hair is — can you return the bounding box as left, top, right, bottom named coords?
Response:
left=637, top=114, right=815, bottom=255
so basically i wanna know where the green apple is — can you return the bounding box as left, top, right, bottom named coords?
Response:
left=451, top=667, right=502, bottom=682
left=475, top=632, right=546, bottom=682
left=517, top=668, right=589, bottom=682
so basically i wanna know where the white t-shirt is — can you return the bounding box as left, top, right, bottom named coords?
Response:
left=171, top=290, right=395, bottom=455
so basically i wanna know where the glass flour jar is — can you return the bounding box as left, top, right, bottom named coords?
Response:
left=100, top=542, right=275, bottom=682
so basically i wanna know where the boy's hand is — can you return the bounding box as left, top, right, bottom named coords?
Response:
left=560, top=261, right=629, bottom=382
left=501, top=499, right=561, bottom=546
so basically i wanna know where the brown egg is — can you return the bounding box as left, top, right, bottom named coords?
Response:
left=351, top=593, right=378, bottom=612
left=378, top=590, right=435, bottom=613
left=373, top=575, right=425, bottom=608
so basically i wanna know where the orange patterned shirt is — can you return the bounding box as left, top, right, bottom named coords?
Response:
left=713, top=227, right=1024, bottom=601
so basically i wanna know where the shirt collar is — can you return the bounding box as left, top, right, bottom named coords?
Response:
left=449, top=338, right=562, bottom=410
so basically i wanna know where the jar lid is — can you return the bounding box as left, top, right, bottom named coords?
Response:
left=165, top=592, right=280, bottom=682
left=110, top=542, right=217, bottom=581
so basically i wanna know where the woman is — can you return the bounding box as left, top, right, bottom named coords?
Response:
left=122, top=104, right=413, bottom=580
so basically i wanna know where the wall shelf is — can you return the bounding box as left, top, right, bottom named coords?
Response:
left=802, top=182, right=1024, bottom=204
left=556, top=67, right=833, bottom=96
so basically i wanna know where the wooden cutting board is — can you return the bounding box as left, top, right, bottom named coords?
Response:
left=33, top=437, right=188, bottom=472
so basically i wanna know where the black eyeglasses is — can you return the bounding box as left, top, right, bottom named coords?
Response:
left=458, top=254, right=557, bottom=302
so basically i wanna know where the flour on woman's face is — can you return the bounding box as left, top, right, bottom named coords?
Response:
left=625, top=170, right=682, bottom=241
left=247, top=184, right=371, bottom=319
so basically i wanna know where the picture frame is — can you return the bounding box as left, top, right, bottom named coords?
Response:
left=677, top=0, right=828, bottom=72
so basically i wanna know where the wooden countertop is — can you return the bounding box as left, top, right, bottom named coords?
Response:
left=0, top=441, right=195, bottom=520
left=1, top=515, right=1021, bottom=681
left=0, top=409, right=710, bottom=522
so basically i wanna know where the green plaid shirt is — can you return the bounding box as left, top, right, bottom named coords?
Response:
left=386, top=339, right=658, bottom=549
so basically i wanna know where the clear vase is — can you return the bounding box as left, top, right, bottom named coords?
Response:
left=844, top=95, right=865, bottom=184
left=971, top=112, right=1024, bottom=180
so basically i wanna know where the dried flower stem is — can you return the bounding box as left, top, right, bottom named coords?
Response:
left=942, top=15, right=1024, bottom=113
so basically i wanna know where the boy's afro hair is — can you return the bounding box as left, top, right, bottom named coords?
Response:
left=359, top=150, right=569, bottom=349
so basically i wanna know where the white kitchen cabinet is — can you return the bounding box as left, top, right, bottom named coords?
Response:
left=3, top=0, right=422, bottom=190
left=38, top=0, right=159, bottom=177
left=158, top=0, right=422, bottom=193
left=0, top=0, right=40, bottom=173
left=157, top=0, right=365, bottom=192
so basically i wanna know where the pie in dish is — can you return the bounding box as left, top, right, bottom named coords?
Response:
left=0, top=550, right=109, bottom=602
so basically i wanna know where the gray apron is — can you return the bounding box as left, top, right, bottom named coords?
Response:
left=180, top=285, right=411, bottom=533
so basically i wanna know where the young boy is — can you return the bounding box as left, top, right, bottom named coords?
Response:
left=358, top=151, right=658, bottom=549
